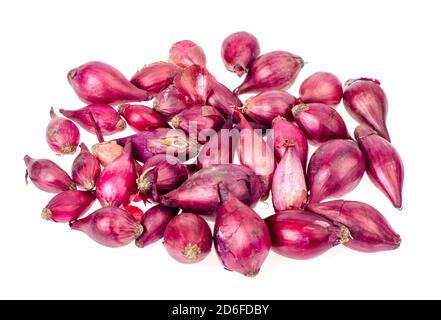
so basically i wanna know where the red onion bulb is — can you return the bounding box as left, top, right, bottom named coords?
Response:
left=72, top=143, right=101, bottom=190
left=46, top=108, right=80, bottom=155
left=163, top=213, right=212, bottom=264
left=221, top=31, right=260, bottom=77
left=42, top=190, right=95, bottom=223
left=169, top=40, right=207, bottom=68
left=299, top=72, right=343, bottom=106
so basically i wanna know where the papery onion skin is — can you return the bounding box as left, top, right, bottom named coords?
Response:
left=163, top=213, right=212, bottom=264
left=160, top=164, right=266, bottom=216
left=123, top=205, right=144, bottom=222
left=355, top=126, right=404, bottom=209
left=24, top=155, right=76, bottom=193
left=207, top=82, right=243, bottom=118
left=242, top=90, right=297, bottom=126
left=72, top=143, right=101, bottom=190
left=92, top=141, right=124, bottom=167
left=130, top=62, right=179, bottom=97
left=299, top=72, right=343, bottom=106
left=135, top=205, right=179, bottom=248
left=67, top=61, right=149, bottom=105
left=171, top=105, right=225, bottom=142
left=214, top=189, right=270, bottom=277
left=169, top=40, right=207, bottom=68
left=115, top=128, right=199, bottom=163
left=118, top=104, right=170, bottom=132
left=70, top=207, right=143, bottom=248
left=265, top=210, right=349, bottom=259
left=153, top=85, right=194, bottom=120
left=267, top=116, right=308, bottom=168
left=60, top=104, right=126, bottom=136
left=42, top=190, right=95, bottom=223
left=307, top=139, right=365, bottom=203
left=307, top=200, right=401, bottom=252
left=46, top=108, right=80, bottom=155
left=292, top=103, right=351, bottom=146
left=137, top=154, right=188, bottom=200
left=96, top=143, right=137, bottom=207
left=234, top=51, right=304, bottom=95
left=343, top=78, right=390, bottom=141
left=221, top=31, right=260, bottom=77
left=271, top=147, right=307, bottom=211
left=173, top=65, right=216, bottom=105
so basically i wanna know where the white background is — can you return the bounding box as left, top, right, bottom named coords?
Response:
left=0, top=0, right=440, bottom=300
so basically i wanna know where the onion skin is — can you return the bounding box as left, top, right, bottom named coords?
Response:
left=292, top=103, right=351, bottom=146
left=96, top=143, right=137, bottom=207
left=171, top=105, right=225, bottom=142
left=123, top=205, right=144, bottom=222
left=67, top=61, right=149, bottom=105
left=115, top=128, right=199, bottom=163
left=299, top=72, right=343, bottom=106
left=343, top=78, right=390, bottom=141
left=160, top=164, right=266, bottom=216
left=234, top=110, right=275, bottom=193
left=163, top=213, right=212, bottom=264
left=267, top=116, right=308, bottom=168
left=207, top=82, right=243, bottom=118
left=242, top=90, right=297, bottom=126
left=153, top=85, right=194, bottom=120
left=118, top=104, right=170, bottom=132
left=355, top=126, right=404, bottom=209
left=197, top=129, right=237, bottom=169
left=24, top=155, right=76, bottom=193
left=60, top=104, right=126, bottom=136
left=214, top=189, right=270, bottom=277
left=70, top=207, right=144, bottom=248
left=174, top=65, right=216, bottom=105
left=72, top=143, right=101, bottom=190
left=234, top=51, right=304, bottom=95
left=92, top=141, right=124, bottom=167
left=135, top=205, right=179, bottom=248
left=169, top=40, right=207, bottom=68
left=137, top=154, right=188, bottom=201
left=265, top=210, right=350, bottom=259
left=307, top=139, right=365, bottom=203
left=130, top=62, right=178, bottom=97
left=271, top=147, right=307, bottom=211
left=221, top=31, right=260, bottom=77
left=42, top=190, right=95, bottom=223
left=307, top=200, right=401, bottom=252
left=46, top=108, right=80, bottom=155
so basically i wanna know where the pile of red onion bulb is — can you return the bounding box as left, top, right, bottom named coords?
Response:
left=25, top=31, right=404, bottom=277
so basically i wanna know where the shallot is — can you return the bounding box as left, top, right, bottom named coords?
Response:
left=42, top=190, right=95, bottom=223
left=46, top=108, right=79, bottom=155
left=307, top=139, right=365, bottom=203
left=343, top=78, right=390, bottom=141
left=72, top=143, right=101, bottom=190
left=307, top=200, right=401, bottom=252
left=67, top=61, right=149, bottom=105
left=24, top=155, right=76, bottom=193
left=118, top=104, right=170, bottom=132
left=153, top=85, right=193, bottom=120
left=234, top=51, right=304, bottom=95
left=135, top=205, right=179, bottom=248
left=355, top=126, right=404, bottom=209
left=221, top=31, right=260, bottom=77
left=265, top=210, right=350, bottom=259
left=60, top=104, right=126, bottom=136
left=70, top=207, right=144, bottom=248
left=163, top=213, right=212, bottom=264
left=299, top=72, right=343, bottom=106
left=169, top=40, right=207, bottom=68
left=214, top=189, right=270, bottom=277
left=130, top=62, right=178, bottom=97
